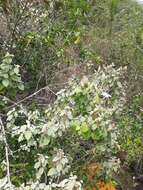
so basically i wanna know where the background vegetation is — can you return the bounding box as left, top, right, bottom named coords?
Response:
left=0, top=0, right=143, bottom=189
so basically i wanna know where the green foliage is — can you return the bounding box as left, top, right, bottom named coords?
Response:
left=0, top=53, right=24, bottom=94
left=118, top=96, right=143, bottom=163
left=0, top=0, right=143, bottom=189
left=0, top=64, right=126, bottom=189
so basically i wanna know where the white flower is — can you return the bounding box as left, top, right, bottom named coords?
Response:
left=101, top=92, right=111, bottom=98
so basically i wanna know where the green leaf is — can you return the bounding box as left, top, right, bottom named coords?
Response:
left=34, top=162, right=41, bottom=169
left=81, top=123, right=89, bottom=133
left=21, top=125, right=27, bottom=132
left=2, top=79, right=9, bottom=87
left=71, top=121, right=80, bottom=131
left=18, top=83, right=24, bottom=91
left=48, top=168, right=56, bottom=176
left=3, top=74, right=9, bottom=79
left=18, top=134, right=24, bottom=142
left=7, top=114, right=13, bottom=121
left=40, top=136, right=50, bottom=147
left=37, top=167, right=44, bottom=179
left=94, top=94, right=100, bottom=104
left=14, top=67, right=19, bottom=74
left=3, top=52, right=14, bottom=64
left=91, top=124, right=97, bottom=130
left=3, top=57, right=13, bottom=64
left=24, top=131, right=32, bottom=140
left=75, top=125, right=80, bottom=131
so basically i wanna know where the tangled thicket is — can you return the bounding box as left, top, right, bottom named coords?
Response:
left=1, top=1, right=143, bottom=190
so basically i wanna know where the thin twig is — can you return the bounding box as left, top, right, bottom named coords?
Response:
left=5, top=85, right=57, bottom=110
left=0, top=116, right=12, bottom=185
left=0, top=71, right=96, bottom=111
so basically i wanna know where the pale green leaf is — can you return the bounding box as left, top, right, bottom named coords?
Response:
left=40, top=136, right=50, bottom=147
left=14, top=67, right=19, bottom=74
left=48, top=168, right=56, bottom=176
left=18, top=83, right=24, bottom=91
left=24, top=131, right=32, bottom=140
left=2, top=79, right=9, bottom=87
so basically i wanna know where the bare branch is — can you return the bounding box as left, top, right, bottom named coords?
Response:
left=0, top=116, right=12, bottom=186
left=4, top=85, right=57, bottom=110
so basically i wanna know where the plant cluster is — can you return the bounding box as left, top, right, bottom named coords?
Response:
left=0, top=64, right=126, bottom=189
left=0, top=0, right=143, bottom=189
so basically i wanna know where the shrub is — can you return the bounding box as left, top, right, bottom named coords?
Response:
left=0, top=64, right=126, bottom=189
